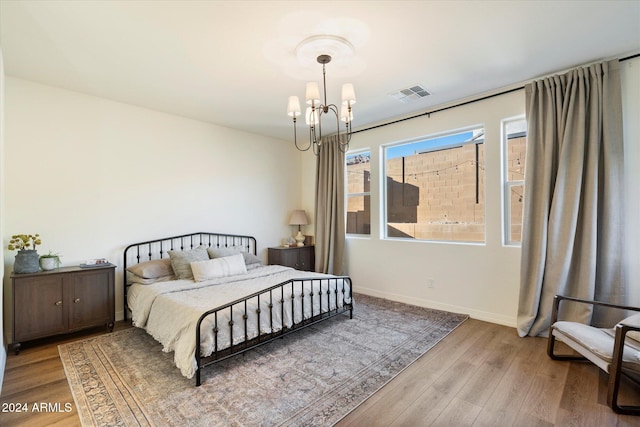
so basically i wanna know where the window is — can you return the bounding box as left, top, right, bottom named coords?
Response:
left=346, top=151, right=371, bottom=236
left=383, top=127, right=485, bottom=242
left=503, top=118, right=527, bottom=245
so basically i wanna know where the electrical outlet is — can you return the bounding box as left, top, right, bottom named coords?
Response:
left=427, top=278, right=435, bottom=288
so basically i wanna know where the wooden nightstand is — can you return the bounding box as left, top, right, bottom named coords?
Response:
left=268, top=245, right=315, bottom=272
left=11, top=264, right=116, bottom=354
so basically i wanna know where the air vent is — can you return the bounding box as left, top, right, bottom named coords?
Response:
left=390, top=85, right=431, bottom=103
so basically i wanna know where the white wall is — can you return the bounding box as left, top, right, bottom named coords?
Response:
left=2, top=59, right=637, bottom=348
left=2, top=77, right=303, bottom=341
left=0, top=49, right=7, bottom=393
left=300, top=58, right=640, bottom=327
left=339, top=90, right=524, bottom=326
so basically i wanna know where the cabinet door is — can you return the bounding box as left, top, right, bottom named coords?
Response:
left=13, top=275, right=66, bottom=341
left=276, top=249, right=300, bottom=269
left=297, top=247, right=314, bottom=271
left=68, top=269, right=114, bottom=331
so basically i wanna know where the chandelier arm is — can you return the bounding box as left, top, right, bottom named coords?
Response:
left=327, top=104, right=341, bottom=144
left=329, top=103, right=349, bottom=153
left=335, top=110, right=349, bottom=153
left=288, top=53, right=354, bottom=155
left=293, top=117, right=311, bottom=152
left=332, top=103, right=341, bottom=137
left=309, top=124, right=315, bottom=150
left=317, top=107, right=323, bottom=146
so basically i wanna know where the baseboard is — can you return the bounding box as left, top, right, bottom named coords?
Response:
left=354, top=286, right=517, bottom=328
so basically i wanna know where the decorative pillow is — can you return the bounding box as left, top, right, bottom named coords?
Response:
left=190, top=253, right=247, bottom=282
left=168, top=246, right=209, bottom=280
left=207, top=247, right=261, bottom=265
left=126, top=271, right=177, bottom=285
left=126, top=258, right=174, bottom=279
left=618, top=313, right=640, bottom=342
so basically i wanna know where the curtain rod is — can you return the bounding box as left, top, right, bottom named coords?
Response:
left=353, top=53, right=640, bottom=136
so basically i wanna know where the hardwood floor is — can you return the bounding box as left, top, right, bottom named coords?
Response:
left=1, top=319, right=638, bottom=426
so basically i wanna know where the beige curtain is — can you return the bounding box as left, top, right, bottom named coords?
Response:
left=315, top=135, right=346, bottom=275
left=517, top=60, right=626, bottom=337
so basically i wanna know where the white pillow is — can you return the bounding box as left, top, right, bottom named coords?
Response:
left=190, top=253, right=247, bottom=282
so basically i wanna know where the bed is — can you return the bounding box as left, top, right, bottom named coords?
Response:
left=123, top=232, right=353, bottom=386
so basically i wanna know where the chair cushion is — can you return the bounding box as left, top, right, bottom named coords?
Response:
left=616, top=313, right=640, bottom=343
left=552, top=321, right=640, bottom=372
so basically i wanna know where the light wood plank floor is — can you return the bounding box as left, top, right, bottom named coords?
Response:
left=1, top=319, right=639, bottom=426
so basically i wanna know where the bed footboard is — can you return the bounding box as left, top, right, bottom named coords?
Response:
left=195, top=276, right=353, bottom=386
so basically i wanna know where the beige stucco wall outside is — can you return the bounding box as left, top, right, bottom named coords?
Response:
left=347, top=135, right=526, bottom=242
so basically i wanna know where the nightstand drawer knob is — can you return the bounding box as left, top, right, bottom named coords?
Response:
left=55, top=300, right=63, bottom=306
left=74, top=298, right=81, bottom=303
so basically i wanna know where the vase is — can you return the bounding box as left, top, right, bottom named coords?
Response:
left=40, top=257, right=58, bottom=271
left=14, top=250, right=40, bottom=274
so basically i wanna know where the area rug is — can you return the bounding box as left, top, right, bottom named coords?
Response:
left=59, top=293, right=467, bottom=427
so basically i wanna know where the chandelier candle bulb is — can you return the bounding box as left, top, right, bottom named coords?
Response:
left=341, top=104, right=353, bottom=123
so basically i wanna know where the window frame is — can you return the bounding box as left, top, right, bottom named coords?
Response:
left=345, top=149, right=372, bottom=238
left=381, top=125, right=486, bottom=244
left=502, top=116, right=527, bottom=246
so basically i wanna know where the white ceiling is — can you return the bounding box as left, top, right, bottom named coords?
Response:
left=1, top=1, right=639, bottom=143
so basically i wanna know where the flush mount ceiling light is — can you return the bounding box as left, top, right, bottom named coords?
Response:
left=286, top=35, right=356, bottom=155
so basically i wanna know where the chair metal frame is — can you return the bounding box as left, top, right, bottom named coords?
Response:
left=547, top=294, right=640, bottom=415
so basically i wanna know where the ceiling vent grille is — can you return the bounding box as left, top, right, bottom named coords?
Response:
left=390, top=85, right=430, bottom=103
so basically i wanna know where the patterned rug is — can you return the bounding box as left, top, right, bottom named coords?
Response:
left=59, top=294, right=467, bottom=426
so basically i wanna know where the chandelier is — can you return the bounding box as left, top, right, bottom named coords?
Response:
left=286, top=52, right=356, bottom=155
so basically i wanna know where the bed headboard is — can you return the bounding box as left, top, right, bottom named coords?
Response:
left=123, top=231, right=257, bottom=320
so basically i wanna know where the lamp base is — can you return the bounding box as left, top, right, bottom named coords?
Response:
left=295, top=231, right=305, bottom=247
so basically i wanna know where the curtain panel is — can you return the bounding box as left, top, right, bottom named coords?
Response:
left=517, top=60, right=626, bottom=337
left=314, top=135, right=346, bottom=275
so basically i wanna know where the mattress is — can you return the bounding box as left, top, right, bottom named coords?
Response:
left=128, top=264, right=352, bottom=378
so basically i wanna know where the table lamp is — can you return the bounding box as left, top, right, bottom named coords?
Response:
left=288, top=210, right=309, bottom=247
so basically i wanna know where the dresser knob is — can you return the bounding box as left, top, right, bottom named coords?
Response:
left=55, top=300, right=62, bottom=306
left=74, top=298, right=81, bottom=303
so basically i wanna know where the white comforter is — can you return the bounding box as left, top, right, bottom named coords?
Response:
left=128, top=265, right=352, bottom=378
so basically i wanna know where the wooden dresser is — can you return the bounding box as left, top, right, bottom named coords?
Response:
left=268, top=245, right=315, bottom=272
left=11, top=264, right=115, bottom=353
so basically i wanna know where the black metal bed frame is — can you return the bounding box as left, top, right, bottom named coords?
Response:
left=123, top=232, right=353, bottom=386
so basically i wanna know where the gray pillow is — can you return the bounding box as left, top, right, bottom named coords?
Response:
left=126, top=258, right=173, bottom=279
left=168, top=246, right=209, bottom=279
left=207, top=247, right=261, bottom=265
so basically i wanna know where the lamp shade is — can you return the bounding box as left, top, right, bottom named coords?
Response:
left=305, top=82, right=321, bottom=105
left=287, top=96, right=301, bottom=117
left=305, top=107, right=319, bottom=126
left=341, top=83, right=356, bottom=105
left=288, top=210, right=309, bottom=226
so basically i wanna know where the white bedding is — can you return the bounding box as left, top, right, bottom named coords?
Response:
left=127, top=264, right=352, bottom=378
